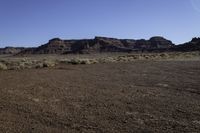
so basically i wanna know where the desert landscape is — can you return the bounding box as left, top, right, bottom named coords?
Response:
left=0, top=36, right=200, bottom=132
left=1, top=0, right=200, bottom=132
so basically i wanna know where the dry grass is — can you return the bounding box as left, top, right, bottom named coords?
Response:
left=42, top=60, right=57, bottom=67
left=60, top=58, right=98, bottom=65
left=0, top=62, right=7, bottom=70
left=0, top=51, right=199, bottom=70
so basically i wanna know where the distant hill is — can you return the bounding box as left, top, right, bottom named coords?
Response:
left=0, top=47, right=25, bottom=54
left=0, top=36, right=199, bottom=55
left=170, top=37, right=200, bottom=52
left=17, top=36, right=175, bottom=55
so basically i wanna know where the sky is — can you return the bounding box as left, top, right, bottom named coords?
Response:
left=0, top=0, right=200, bottom=47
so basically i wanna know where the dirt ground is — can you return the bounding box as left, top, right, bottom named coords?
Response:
left=0, top=60, right=200, bottom=133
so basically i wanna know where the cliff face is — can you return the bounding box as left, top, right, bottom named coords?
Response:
left=2, top=36, right=199, bottom=55
left=149, top=37, right=174, bottom=49
left=18, top=36, right=174, bottom=54
left=32, top=38, right=75, bottom=54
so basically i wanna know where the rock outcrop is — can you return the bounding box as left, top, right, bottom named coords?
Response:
left=2, top=36, right=199, bottom=55
left=171, top=37, right=200, bottom=51
left=17, top=36, right=174, bottom=54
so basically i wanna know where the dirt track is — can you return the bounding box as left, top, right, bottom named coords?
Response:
left=0, top=60, right=200, bottom=133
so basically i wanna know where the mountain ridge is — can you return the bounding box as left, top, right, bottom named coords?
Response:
left=0, top=36, right=199, bottom=55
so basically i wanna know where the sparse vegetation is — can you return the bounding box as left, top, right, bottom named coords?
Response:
left=0, top=51, right=199, bottom=70
left=42, top=60, right=56, bottom=67
left=60, top=58, right=98, bottom=65
left=0, top=62, right=7, bottom=70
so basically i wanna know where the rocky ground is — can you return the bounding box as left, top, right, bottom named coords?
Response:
left=0, top=56, right=200, bottom=132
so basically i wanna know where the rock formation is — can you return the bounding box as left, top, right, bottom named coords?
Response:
left=17, top=36, right=175, bottom=54
left=171, top=37, right=200, bottom=51
left=1, top=36, right=199, bottom=55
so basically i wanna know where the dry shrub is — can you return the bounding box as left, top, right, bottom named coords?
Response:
left=67, top=58, right=94, bottom=65
left=79, top=59, right=91, bottom=64
left=67, top=58, right=82, bottom=65
left=89, top=59, right=98, bottom=64
left=35, top=62, right=44, bottom=69
left=59, top=59, right=70, bottom=64
left=0, top=62, right=7, bottom=70
left=4, top=59, right=32, bottom=70
left=43, top=60, right=56, bottom=67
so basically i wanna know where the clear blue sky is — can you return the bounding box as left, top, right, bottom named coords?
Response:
left=0, top=0, right=200, bottom=47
